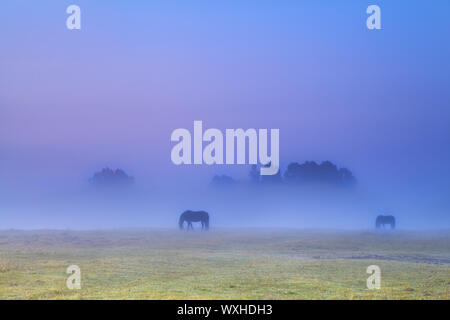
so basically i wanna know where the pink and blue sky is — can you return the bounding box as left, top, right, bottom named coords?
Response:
left=0, top=1, right=449, bottom=228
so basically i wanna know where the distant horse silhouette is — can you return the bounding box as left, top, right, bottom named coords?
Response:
left=375, top=215, right=396, bottom=229
left=179, top=210, right=209, bottom=231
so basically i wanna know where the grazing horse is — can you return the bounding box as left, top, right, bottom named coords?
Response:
left=179, top=210, right=209, bottom=231
left=375, top=215, right=396, bottom=229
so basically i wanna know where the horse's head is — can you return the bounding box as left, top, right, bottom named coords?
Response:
left=179, top=212, right=188, bottom=230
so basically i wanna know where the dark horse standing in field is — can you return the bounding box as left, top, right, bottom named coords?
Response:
left=376, top=215, right=396, bottom=229
left=179, top=210, right=209, bottom=231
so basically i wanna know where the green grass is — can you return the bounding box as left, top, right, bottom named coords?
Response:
left=0, top=229, right=449, bottom=299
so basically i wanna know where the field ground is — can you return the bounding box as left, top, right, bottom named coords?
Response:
left=0, top=229, right=449, bottom=299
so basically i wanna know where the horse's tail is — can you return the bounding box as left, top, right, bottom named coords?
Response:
left=204, top=214, right=209, bottom=230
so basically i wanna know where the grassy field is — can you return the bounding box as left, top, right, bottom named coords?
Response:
left=0, top=229, right=448, bottom=299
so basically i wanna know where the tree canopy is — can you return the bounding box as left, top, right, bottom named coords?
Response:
left=211, top=160, right=356, bottom=188
left=89, top=168, right=134, bottom=187
left=284, top=161, right=356, bottom=187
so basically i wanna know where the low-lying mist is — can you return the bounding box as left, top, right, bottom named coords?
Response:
left=0, top=169, right=447, bottom=230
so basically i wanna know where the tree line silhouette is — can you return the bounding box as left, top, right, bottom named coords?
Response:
left=90, top=168, right=134, bottom=187
left=89, top=161, right=355, bottom=190
left=212, top=161, right=356, bottom=188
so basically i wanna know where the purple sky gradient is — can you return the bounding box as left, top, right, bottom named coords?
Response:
left=0, top=1, right=449, bottom=228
